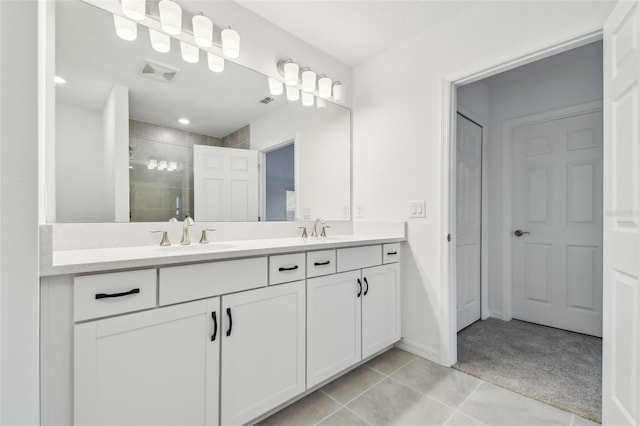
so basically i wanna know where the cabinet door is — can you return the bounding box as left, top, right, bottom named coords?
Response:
left=307, top=270, right=362, bottom=388
left=362, top=263, right=401, bottom=358
left=74, top=298, right=220, bottom=426
left=221, top=281, right=305, bottom=426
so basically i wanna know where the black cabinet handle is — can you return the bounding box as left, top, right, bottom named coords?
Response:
left=226, top=307, right=232, bottom=337
left=387, top=251, right=398, bottom=255
left=278, top=265, right=299, bottom=271
left=314, top=261, right=330, bottom=266
left=211, top=311, right=217, bottom=342
left=357, top=278, right=362, bottom=298
left=95, top=288, right=140, bottom=299
left=363, top=277, right=369, bottom=296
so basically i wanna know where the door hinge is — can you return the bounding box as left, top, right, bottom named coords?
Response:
left=447, top=234, right=451, bottom=242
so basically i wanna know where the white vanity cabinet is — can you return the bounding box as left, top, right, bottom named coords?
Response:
left=307, top=246, right=401, bottom=387
left=74, top=297, right=221, bottom=426
left=220, top=281, right=306, bottom=425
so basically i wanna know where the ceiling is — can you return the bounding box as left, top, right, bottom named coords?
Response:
left=235, top=1, right=477, bottom=67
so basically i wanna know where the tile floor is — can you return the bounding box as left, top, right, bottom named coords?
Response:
left=258, top=348, right=600, bottom=426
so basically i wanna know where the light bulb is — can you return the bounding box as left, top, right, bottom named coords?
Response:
left=301, top=92, right=314, bottom=107
left=192, top=14, right=213, bottom=48
left=284, top=61, right=299, bottom=86
left=268, top=78, right=283, bottom=96
left=158, top=160, right=167, bottom=171
left=121, top=0, right=145, bottom=21
left=159, top=0, right=182, bottom=36
left=180, top=42, right=199, bottom=64
left=149, top=28, right=170, bottom=53
left=286, top=85, right=299, bottom=101
left=332, top=82, right=344, bottom=103
left=148, top=159, right=158, bottom=169
left=113, top=15, right=137, bottom=41
left=221, top=28, right=240, bottom=58
left=208, top=53, right=224, bottom=73
left=302, top=69, right=316, bottom=92
left=168, top=161, right=178, bottom=171
left=178, top=117, right=190, bottom=125
left=318, top=76, right=332, bottom=98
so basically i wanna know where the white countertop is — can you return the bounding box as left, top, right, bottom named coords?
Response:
left=41, top=234, right=405, bottom=276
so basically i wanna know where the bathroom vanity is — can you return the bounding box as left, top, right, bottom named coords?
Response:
left=40, top=224, right=405, bottom=425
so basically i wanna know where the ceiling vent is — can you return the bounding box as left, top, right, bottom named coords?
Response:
left=259, top=96, right=275, bottom=104
left=140, top=59, right=179, bottom=83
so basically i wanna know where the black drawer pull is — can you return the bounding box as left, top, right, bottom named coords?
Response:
left=314, top=261, right=330, bottom=266
left=95, top=288, right=140, bottom=300
left=357, top=278, right=362, bottom=298
left=278, top=265, right=299, bottom=272
left=211, top=311, right=217, bottom=342
left=363, top=277, right=369, bottom=296
left=226, top=307, right=232, bottom=337
left=387, top=251, right=398, bottom=255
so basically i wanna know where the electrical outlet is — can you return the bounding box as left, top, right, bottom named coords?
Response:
left=356, top=205, right=365, bottom=218
left=303, top=208, right=312, bottom=220
left=410, top=201, right=426, bottom=218
left=342, top=206, right=350, bottom=219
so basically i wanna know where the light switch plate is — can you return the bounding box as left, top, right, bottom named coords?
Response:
left=410, top=201, right=426, bottom=218
left=356, top=205, right=365, bottom=218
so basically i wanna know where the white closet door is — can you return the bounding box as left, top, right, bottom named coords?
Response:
left=603, top=1, right=640, bottom=424
left=456, top=113, right=483, bottom=331
left=511, top=111, right=603, bottom=337
left=194, top=145, right=259, bottom=221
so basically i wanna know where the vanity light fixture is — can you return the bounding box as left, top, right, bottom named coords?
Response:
left=332, top=81, right=344, bottom=103
left=149, top=28, right=170, bottom=53
left=158, top=160, right=168, bottom=171
left=180, top=42, right=199, bottom=63
left=316, top=97, right=327, bottom=109
left=301, top=68, right=316, bottom=92
left=168, top=161, right=178, bottom=171
left=148, top=159, right=158, bottom=169
left=301, top=91, right=314, bottom=107
left=54, top=75, right=67, bottom=86
left=286, top=85, right=300, bottom=102
left=318, top=75, right=332, bottom=98
left=178, top=117, right=190, bottom=125
left=159, top=0, right=182, bottom=36
left=121, top=0, right=146, bottom=21
left=281, top=60, right=299, bottom=86
left=208, top=52, right=224, bottom=73
left=193, top=13, right=213, bottom=48
left=268, top=77, right=283, bottom=96
left=113, top=15, right=137, bottom=41
left=221, top=27, right=240, bottom=58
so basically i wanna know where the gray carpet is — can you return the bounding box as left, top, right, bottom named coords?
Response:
left=455, top=318, right=602, bottom=423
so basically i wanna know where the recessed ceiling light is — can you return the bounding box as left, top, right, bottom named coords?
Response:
left=178, top=118, right=190, bottom=125
left=55, top=75, right=67, bottom=86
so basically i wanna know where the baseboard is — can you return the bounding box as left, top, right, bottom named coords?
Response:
left=489, top=310, right=504, bottom=319
left=395, top=339, right=440, bottom=364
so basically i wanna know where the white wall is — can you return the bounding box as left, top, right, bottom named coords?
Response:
left=352, top=1, right=614, bottom=364
left=470, top=41, right=603, bottom=318
left=251, top=102, right=351, bottom=221
left=102, top=85, right=129, bottom=222
left=0, top=0, right=40, bottom=423
left=56, top=104, right=107, bottom=222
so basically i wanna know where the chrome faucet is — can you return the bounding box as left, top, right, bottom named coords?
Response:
left=180, top=214, right=194, bottom=245
left=311, top=217, right=326, bottom=238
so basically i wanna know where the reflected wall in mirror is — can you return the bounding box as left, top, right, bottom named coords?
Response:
left=54, top=0, right=351, bottom=223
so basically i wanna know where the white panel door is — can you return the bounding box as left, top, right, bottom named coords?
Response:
left=456, top=113, right=482, bottom=331
left=74, top=298, right=220, bottom=426
left=512, top=111, right=603, bottom=336
left=307, top=270, right=362, bottom=388
left=220, top=282, right=305, bottom=426
left=362, top=263, right=401, bottom=358
left=194, top=145, right=258, bottom=221
left=603, top=2, right=640, bottom=424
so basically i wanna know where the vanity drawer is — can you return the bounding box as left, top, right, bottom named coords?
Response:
left=383, top=243, right=401, bottom=264
left=270, top=253, right=306, bottom=285
left=74, top=269, right=157, bottom=322
left=159, top=257, right=267, bottom=306
left=307, top=250, right=336, bottom=278
left=336, top=245, right=382, bottom=272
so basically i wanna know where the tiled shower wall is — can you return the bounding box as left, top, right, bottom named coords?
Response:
left=129, top=120, right=248, bottom=222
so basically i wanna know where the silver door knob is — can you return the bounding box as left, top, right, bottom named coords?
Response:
left=514, top=230, right=531, bottom=237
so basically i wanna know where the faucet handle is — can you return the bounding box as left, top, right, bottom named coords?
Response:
left=321, top=225, right=331, bottom=237
left=200, top=229, right=216, bottom=244
left=150, top=230, right=171, bottom=246
left=298, top=226, right=308, bottom=238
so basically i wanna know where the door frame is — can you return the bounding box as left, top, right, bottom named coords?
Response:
left=442, top=30, right=603, bottom=366
left=499, top=100, right=603, bottom=322
left=455, top=109, right=490, bottom=326
left=257, top=138, right=297, bottom=221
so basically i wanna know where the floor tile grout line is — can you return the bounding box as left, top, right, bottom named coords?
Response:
left=343, top=405, right=373, bottom=425
left=451, top=381, right=486, bottom=426
left=317, top=389, right=374, bottom=425
left=310, top=398, right=343, bottom=426
left=569, top=414, right=575, bottom=426
left=385, top=375, right=461, bottom=413
left=335, top=374, right=388, bottom=407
